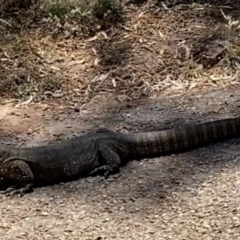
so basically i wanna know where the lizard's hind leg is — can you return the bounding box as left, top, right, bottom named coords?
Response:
left=89, top=143, right=121, bottom=178
left=0, top=158, right=34, bottom=196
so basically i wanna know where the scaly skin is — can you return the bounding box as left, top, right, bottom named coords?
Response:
left=0, top=117, right=240, bottom=194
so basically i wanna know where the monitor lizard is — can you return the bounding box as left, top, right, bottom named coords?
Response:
left=0, top=117, right=239, bottom=195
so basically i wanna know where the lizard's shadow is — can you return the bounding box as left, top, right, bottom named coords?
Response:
left=134, top=139, right=240, bottom=197
left=39, top=138, right=240, bottom=206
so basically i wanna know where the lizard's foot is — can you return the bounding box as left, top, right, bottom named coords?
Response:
left=0, top=184, right=33, bottom=196
left=89, top=165, right=120, bottom=178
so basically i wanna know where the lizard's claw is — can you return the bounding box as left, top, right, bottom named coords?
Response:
left=0, top=184, right=33, bottom=196
left=89, top=165, right=119, bottom=178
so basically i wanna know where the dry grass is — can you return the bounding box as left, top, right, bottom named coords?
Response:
left=0, top=1, right=240, bottom=103
left=83, top=2, right=240, bottom=100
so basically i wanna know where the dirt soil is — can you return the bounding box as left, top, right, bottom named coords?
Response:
left=1, top=1, right=240, bottom=239
left=1, top=87, right=240, bottom=239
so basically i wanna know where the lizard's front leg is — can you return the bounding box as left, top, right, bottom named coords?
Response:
left=0, top=158, right=34, bottom=195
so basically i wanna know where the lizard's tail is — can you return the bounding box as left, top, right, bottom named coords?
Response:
left=126, top=117, right=240, bottom=159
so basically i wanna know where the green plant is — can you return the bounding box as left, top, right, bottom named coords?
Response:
left=92, top=0, right=123, bottom=21
left=47, top=0, right=73, bottom=17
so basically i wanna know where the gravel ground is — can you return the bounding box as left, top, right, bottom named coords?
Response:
left=1, top=1, right=240, bottom=239
left=0, top=86, right=240, bottom=239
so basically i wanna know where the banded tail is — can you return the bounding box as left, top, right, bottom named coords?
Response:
left=126, top=117, right=240, bottom=158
